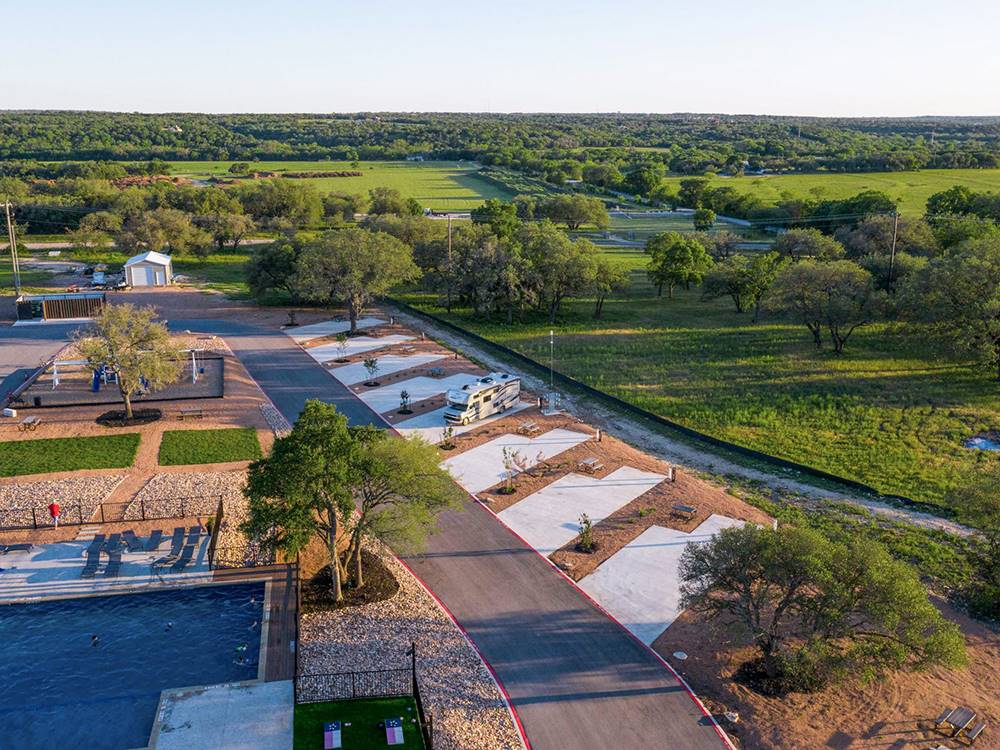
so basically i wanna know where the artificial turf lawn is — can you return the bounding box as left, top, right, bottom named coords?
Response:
left=158, top=428, right=262, bottom=466
left=401, top=249, right=1000, bottom=513
left=294, top=697, right=425, bottom=750
left=0, top=434, right=141, bottom=476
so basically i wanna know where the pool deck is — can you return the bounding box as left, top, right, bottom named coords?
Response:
left=0, top=531, right=213, bottom=604
left=146, top=679, right=293, bottom=750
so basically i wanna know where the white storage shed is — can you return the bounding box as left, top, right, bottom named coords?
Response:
left=124, top=251, right=173, bottom=287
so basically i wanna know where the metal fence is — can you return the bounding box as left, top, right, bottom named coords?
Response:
left=0, top=501, right=88, bottom=530
left=0, top=494, right=226, bottom=531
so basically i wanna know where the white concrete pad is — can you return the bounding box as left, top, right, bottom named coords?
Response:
left=358, top=373, right=480, bottom=414
left=578, top=514, right=745, bottom=645
left=0, top=533, right=211, bottom=604
left=499, top=466, right=666, bottom=555
left=286, top=316, right=385, bottom=343
left=150, top=680, right=293, bottom=750
left=328, top=353, right=448, bottom=386
left=304, top=335, right=414, bottom=363
left=395, top=400, right=532, bottom=442
left=441, top=428, right=591, bottom=494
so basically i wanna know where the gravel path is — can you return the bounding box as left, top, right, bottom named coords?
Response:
left=0, top=475, right=124, bottom=528
left=390, top=307, right=977, bottom=539
left=299, top=541, right=525, bottom=750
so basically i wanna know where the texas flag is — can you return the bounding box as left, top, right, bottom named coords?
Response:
left=323, top=721, right=341, bottom=749
left=385, top=717, right=404, bottom=745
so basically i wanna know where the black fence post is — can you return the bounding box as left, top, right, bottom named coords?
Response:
left=31, top=507, right=37, bottom=529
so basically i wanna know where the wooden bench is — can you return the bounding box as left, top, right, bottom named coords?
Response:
left=965, top=721, right=987, bottom=743
left=398, top=345, right=417, bottom=354
left=577, top=457, right=604, bottom=474
left=17, top=416, right=40, bottom=432
left=671, top=503, right=697, bottom=520
left=178, top=407, right=204, bottom=420
left=517, top=421, right=540, bottom=436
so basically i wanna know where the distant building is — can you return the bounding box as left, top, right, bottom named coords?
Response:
left=405, top=154, right=426, bottom=162
left=124, top=251, right=173, bottom=287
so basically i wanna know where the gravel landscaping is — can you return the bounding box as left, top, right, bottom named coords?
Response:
left=299, top=541, right=524, bottom=750
left=125, top=470, right=246, bottom=524
left=0, top=475, right=125, bottom=528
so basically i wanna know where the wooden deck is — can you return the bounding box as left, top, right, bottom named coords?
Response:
left=212, top=563, right=298, bottom=682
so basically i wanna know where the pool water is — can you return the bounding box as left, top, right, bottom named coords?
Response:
left=0, top=583, right=264, bottom=750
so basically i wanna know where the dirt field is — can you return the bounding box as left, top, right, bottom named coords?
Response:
left=654, top=605, right=1000, bottom=750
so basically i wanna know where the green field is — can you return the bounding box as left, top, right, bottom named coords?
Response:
left=0, top=434, right=141, bottom=476
left=294, top=698, right=424, bottom=750
left=158, top=428, right=262, bottom=465
left=662, top=168, right=1000, bottom=216
left=168, top=160, right=514, bottom=210
left=401, top=253, right=1000, bottom=512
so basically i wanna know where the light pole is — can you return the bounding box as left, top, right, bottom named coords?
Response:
left=549, top=329, right=554, bottom=390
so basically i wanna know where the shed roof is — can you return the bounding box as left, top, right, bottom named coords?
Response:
left=124, top=251, right=172, bottom=267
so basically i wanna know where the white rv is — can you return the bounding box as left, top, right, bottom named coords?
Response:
left=444, top=373, right=521, bottom=425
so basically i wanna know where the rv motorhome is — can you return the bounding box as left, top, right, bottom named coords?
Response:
left=444, top=373, right=521, bottom=425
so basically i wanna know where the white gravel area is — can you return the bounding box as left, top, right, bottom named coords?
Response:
left=299, top=541, right=525, bottom=750
left=0, top=475, right=125, bottom=528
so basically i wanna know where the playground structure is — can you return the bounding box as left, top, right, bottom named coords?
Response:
left=11, top=351, right=225, bottom=409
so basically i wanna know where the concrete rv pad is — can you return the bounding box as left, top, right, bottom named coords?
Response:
left=578, top=514, right=744, bottom=645
left=303, top=335, right=415, bottom=363
left=498, top=466, right=666, bottom=555
left=395, top=400, right=532, bottom=442
left=329, top=353, right=448, bottom=385
left=358, top=373, right=480, bottom=414
left=442, top=428, right=592, bottom=494
left=285, top=316, right=385, bottom=343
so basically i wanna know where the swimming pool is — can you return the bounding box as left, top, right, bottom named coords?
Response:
left=0, top=582, right=264, bottom=750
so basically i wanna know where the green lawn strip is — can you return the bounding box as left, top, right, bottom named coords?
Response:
left=294, top=697, right=424, bottom=750
left=0, top=434, right=140, bottom=476
left=397, top=264, right=1000, bottom=513
left=158, top=428, right=262, bottom=466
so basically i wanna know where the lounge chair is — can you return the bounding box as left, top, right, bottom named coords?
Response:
left=169, top=528, right=200, bottom=573
left=81, top=534, right=105, bottom=579
left=122, top=529, right=142, bottom=553
left=104, top=548, right=123, bottom=578
left=0, top=543, right=33, bottom=555
left=168, top=527, right=185, bottom=556
left=384, top=717, right=404, bottom=746
left=323, top=721, right=342, bottom=750
left=144, top=529, right=163, bottom=552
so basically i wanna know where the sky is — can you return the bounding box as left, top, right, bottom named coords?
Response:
left=5, top=0, right=1000, bottom=116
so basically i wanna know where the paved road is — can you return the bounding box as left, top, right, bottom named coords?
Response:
left=171, top=317, right=728, bottom=750
left=2, top=309, right=729, bottom=750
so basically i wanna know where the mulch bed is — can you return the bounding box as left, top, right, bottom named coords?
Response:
left=96, top=408, right=162, bottom=427
left=301, top=548, right=400, bottom=613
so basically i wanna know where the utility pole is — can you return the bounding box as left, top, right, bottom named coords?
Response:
left=887, top=210, right=899, bottom=292
left=549, top=329, right=554, bottom=390
left=446, top=215, right=453, bottom=312
left=4, top=201, right=21, bottom=296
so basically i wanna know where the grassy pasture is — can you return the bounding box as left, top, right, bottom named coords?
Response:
left=0, top=434, right=140, bottom=476
left=661, top=168, right=1000, bottom=216
left=401, top=254, right=1000, bottom=511
left=168, top=160, right=514, bottom=210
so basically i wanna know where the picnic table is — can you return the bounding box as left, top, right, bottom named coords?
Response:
left=936, top=706, right=978, bottom=737
left=517, top=420, right=541, bottom=436
left=671, top=503, right=697, bottom=520
left=577, top=457, right=604, bottom=474
left=17, top=415, right=40, bottom=432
